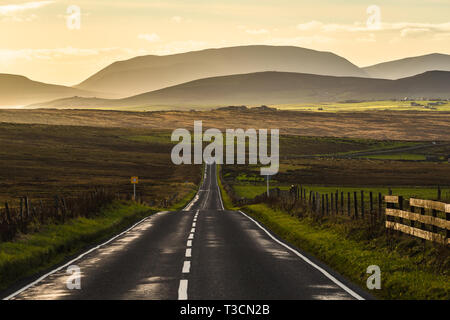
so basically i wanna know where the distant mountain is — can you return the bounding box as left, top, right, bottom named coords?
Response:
left=363, top=53, right=450, bottom=79
left=31, top=71, right=450, bottom=109
left=0, top=74, right=96, bottom=107
left=76, top=45, right=368, bottom=97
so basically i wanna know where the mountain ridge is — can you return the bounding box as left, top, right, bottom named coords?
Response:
left=29, top=70, right=450, bottom=109
left=75, top=45, right=368, bottom=97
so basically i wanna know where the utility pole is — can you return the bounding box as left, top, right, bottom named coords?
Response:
left=131, top=176, right=139, bottom=201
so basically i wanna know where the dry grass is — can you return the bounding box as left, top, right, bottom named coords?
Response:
left=0, top=108, right=449, bottom=141
left=0, top=123, right=200, bottom=206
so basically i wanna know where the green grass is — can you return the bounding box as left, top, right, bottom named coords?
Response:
left=358, top=154, right=427, bottom=161
left=217, top=165, right=237, bottom=210
left=242, top=203, right=449, bottom=299
left=276, top=100, right=450, bottom=112
left=232, top=185, right=445, bottom=201
left=0, top=201, right=155, bottom=291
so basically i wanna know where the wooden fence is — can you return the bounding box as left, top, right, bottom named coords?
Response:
left=385, top=196, right=449, bottom=245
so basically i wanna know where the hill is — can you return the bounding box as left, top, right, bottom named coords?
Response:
left=0, top=74, right=96, bottom=107
left=363, top=53, right=450, bottom=79
left=76, top=45, right=367, bottom=97
left=30, top=71, right=450, bottom=109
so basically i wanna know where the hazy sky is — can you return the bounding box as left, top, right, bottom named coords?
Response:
left=1, top=0, right=450, bottom=85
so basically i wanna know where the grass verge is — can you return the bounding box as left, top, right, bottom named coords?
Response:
left=0, top=201, right=155, bottom=292
left=241, top=204, right=449, bottom=300
left=217, top=171, right=449, bottom=300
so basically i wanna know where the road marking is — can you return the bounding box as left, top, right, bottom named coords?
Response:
left=178, top=280, right=188, bottom=300
left=238, top=210, right=365, bottom=301
left=188, top=233, right=194, bottom=240
left=192, top=222, right=196, bottom=227
left=3, top=211, right=167, bottom=300
left=191, top=228, right=196, bottom=233
left=214, top=165, right=225, bottom=210
left=187, top=240, right=192, bottom=247
left=185, top=248, right=192, bottom=258
left=182, top=261, right=191, bottom=273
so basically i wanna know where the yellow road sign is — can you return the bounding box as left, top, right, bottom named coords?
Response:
left=131, top=176, right=139, bottom=184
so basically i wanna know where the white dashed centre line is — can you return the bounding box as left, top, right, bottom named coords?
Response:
left=182, top=261, right=191, bottom=273
left=178, top=210, right=199, bottom=300
left=178, top=280, right=188, bottom=300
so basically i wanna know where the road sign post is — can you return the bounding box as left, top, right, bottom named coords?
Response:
left=131, top=176, right=139, bottom=201
left=267, top=175, right=270, bottom=197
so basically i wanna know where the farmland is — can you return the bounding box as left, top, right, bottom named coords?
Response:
left=0, top=122, right=200, bottom=206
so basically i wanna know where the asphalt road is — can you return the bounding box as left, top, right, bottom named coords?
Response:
left=4, top=164, right=369, bottom=300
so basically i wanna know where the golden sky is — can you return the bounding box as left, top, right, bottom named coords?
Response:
left=1, top=0, right=450, bottom=85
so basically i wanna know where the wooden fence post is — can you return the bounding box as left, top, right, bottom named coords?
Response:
left=354, top=192, right=358, bottom=219
left=316, top=192, right=320, bottom=214
left=361, top=190, right=364, bottom=218
left=340, top=191, right=344, bottom=215
left=378, top=193, right=382, bottom=218
left=20, top=197, right=24, bottom=224
left=5, top=201, right=11, bottom=223
left=330, top=193, right=333, bottom=215
left=335, top=191, right=338, bottom=215
left=326, top=194, right=329, bottom=215
left=398, top=196, right=404, bottom=226
left=25, top=196, right=29, bottom=220
left=369, top=192, right=374, bottom=216
left=321, top=194, right=325, bottom=216
left=347, top=192, right=351, bottom=216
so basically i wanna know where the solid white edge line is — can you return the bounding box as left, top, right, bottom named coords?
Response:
left=182, top=261, right=191, bottom=273
left=3, top=211, right=163, bottom=300
left=215, top=165, right=225, bottom=210
left=178, top=280, right=188, bottom=300
left=238, top=210, right=365, bottom=301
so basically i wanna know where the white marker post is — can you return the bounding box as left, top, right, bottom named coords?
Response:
left=131, top=176, right=139, bottom=201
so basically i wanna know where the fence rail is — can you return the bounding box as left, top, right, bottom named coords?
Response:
left=385, top=196, right=449, bottom=245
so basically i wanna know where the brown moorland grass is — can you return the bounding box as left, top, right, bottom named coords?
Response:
left=0, top=122, right=200, bottom=205
left=0, top=108, right=449, bottom=141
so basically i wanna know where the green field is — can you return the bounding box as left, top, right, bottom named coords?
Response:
left=276, top=100, right=450, bottom=112
left=232, top=185, right=447, bottom=201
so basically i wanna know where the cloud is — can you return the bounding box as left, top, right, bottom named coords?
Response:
left=138, top=33, right=161, bottom=43
left=400, top=28, right=430, bottom=38
left=296, top=21, right=322, bottom=31
left=0, top=1, right=53, bottom=15
left=264, top=35, right=334, bottom=47
left=154, top=40, right=208, bottom=55
left=0, top=47, right=149, bottom=66
left=356, top=33, right=376, bottom=42
left=245, top=28, right=269, bottom=35
left=171, top=16, right=182, bottom=23
left=295, top=20, right=450, bottom=42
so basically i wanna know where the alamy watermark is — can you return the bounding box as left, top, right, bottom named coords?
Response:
left=366, top=5, right=382, bottom=30
left=171, top=121, right=279, bottom=176
left=366, top=265, right=381, bottom=290
left=66, top=5, right=81, bottom=30
left=66, top=265, right=81, bottom=290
